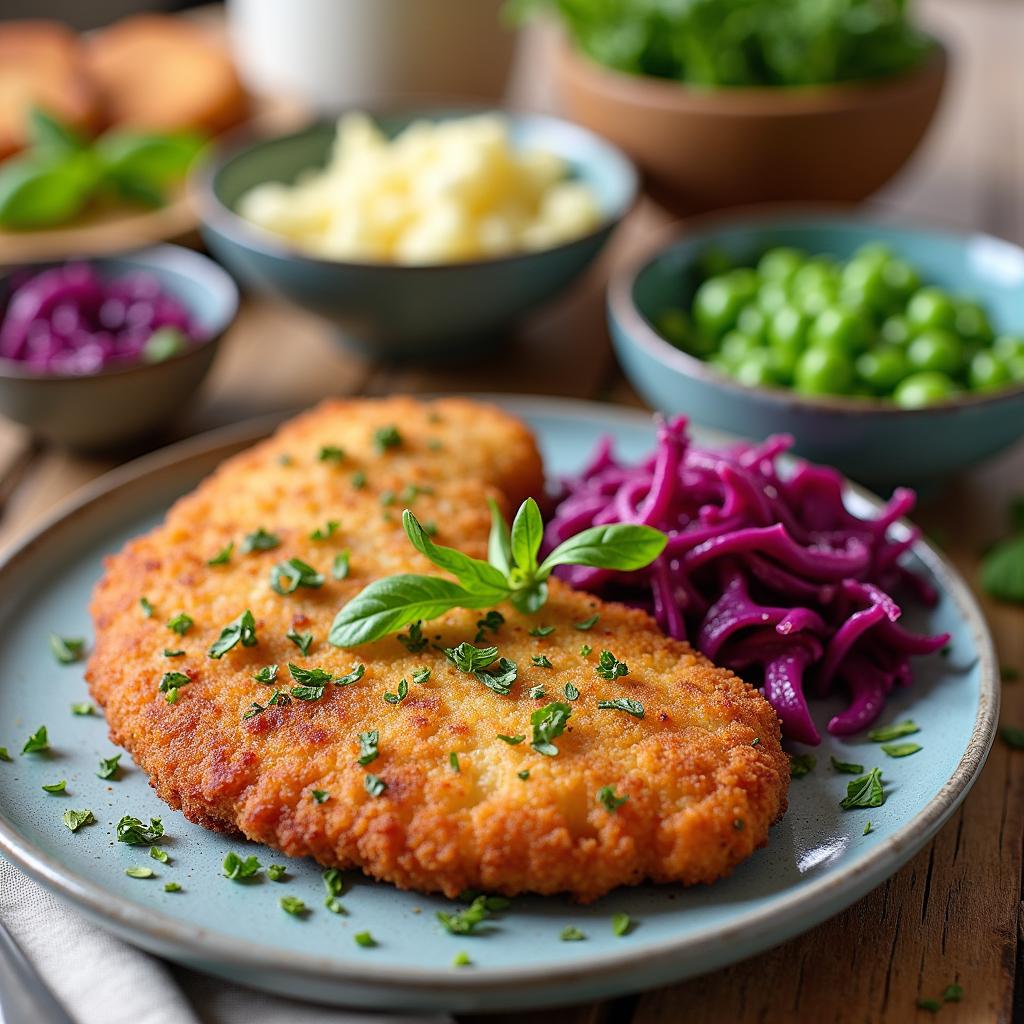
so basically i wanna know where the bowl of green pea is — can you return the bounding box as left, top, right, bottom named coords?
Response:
left=608, top=210, right=1024, bottom=487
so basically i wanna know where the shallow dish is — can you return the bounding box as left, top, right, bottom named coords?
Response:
left=0, top=397, right=997, bottom=1011
left=194, top=112, right=638, bottom=359
left=609, top=210, right=1024, bottom=488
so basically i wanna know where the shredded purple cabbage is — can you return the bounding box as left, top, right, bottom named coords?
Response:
left=546, top=416, right=949, bottom=744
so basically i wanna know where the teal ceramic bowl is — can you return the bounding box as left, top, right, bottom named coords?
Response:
left=609, top=210, right=1024, bottom=488
left=0, top=246, right=237, bottom=453
left=195, top=111, right=638, bottom=359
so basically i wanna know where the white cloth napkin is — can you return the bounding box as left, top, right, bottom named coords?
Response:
left=0, top=859, right=452, bottom=1024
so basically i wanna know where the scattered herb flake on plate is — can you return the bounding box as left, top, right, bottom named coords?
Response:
left=50, top=634, right=85, bottom=665
left=868, top=719, right=919, bottom=742
left=62, top=809, right=94, bottom=832
left=881, top=741, right=922, bottom=758
left=597, top=697, right=644, bottom=718
left=830, top=756, right=864, bottom=774
left=598, top=785, right=628, bottom=812
left=97, top=754, right=121, bottom=780
left=41, top=779, right=66, bottom=794
left=789, top=753, right=815, bottom=777
left=840, top=768, right=885, bottom=810
left=21, top=726, right=49, bottom=755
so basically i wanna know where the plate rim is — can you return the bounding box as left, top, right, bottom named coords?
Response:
left=0, top=394, right=999, bottom=997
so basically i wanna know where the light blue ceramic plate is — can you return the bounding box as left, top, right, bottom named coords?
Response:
left=0, top=397, right=997, bottom=1013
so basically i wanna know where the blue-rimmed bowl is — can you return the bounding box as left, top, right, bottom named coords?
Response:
left=0, top=245, right=237, bottom=453
left=609, top=209, right=1024, bottom=488
left=195, top=111, right=638, bottom=360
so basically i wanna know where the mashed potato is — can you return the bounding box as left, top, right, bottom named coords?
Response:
left=237, top=113, right=603, bottom=264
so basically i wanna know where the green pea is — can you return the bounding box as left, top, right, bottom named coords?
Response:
left=1007, top=355, right=1024, bottom=382
left=881, top=259, right=921, bottom=299
left=955, top=300, right=993, bottom=343
left=693, top=271, right=757, bottom=337
left=856, top=346, right=908, bottom=392
left=767, top=306, right=808, bottom=349
left=893, top=371, right=957, bottom=408
left=794, top=347, right=854, bottom=396
left=737, top=304, right=768, bottom=341
left=757, top=280, right=789, bottom=314
left=719, top=331, right=761, bottom=366
left=697, top=246, right=734, bottom=279
left=852, top=242, right=894, bottom=267
left=767, top=344, right=799, bottom=384
left=733, top=349, right=779, bottom=388
left=880, top=314, right=913, bottom=347
left=807, top=307, right=871, bottom=354
left=757, top=247, right=806, bottom=284
left=792, top=259, right=838, bottom=296
left=906, top=328, right=963, bottom=375
left=906, top=286, right=957, bottom=331
left=968, top=350, right=1012, bottom=392
left=994, top=335, right=1024, bottom=361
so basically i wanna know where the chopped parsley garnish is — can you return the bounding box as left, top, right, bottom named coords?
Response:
left=530, top=701, right=571, bottom=756
left=574, top=614, right=600, bottom=631
left=336, top=663, right=366, bottom=686
left=398, top=622, right=427, bottom=653
left=497, top=734, right=525, bottom=745
left=332, top=551, right=351, bottom=580
left=364, top=773, right=386, bottom=797
left=531, top=654, right=553, bottom=669
left=518, top=769, right=530, bottom=780
left=751, top=737, right=761, bottom=747
left=209, top=610, right=257, bottom=660
left=411, top=667, right=431, bottom=685
left=597, top=697, right=644, bottom=718
left=449, top=752, right=460, bottom=772
left=280, top=896, right=307, bottom=916
left=0, top=748, right=9, bottom=762
left=167, top=612, right=193, bottom=636
left=840, top=768, right=886, bottom=810
left=560, top=926, right=585, bottom=941
left=789, top=753, right=815, bottom=777
left=241, top=527, right=281, bottom=553
left=596, top=650, right=629, bottom=680
left=140, top=596, right=154, bottom=618
left=529, top=625, right=555, bottom=637
left=733, top=818, right=745, bottom=831
left=864, top=821, right=874, bottom=835
left=373, top=425, right=402, bottom=452
left=383, top=678, right=409, bottom=704
left=253, top=665, right=279, bottom=684
left=611, top=913, right=631, bottom=937
left=268, top=688, right=291, bottom=706
left=579, top=644, right=592, bottom=657
left=97, top=754, right=121, bottom=780
left=453, top=951, right=472, bottom=967
left=207, top=542, right=233, bottom=566
left=310, top=519, right=340, bottom=541
left=21, top=725, right=49, bottom=755
left=270, top=558, right=324, bottom=595
left=125, top=867, right=154, bottom=879
left=379, top=490, right=396, bottom=508
left=41, top=779, right=66, bottom=793
left=867, top=719, right=919, bottom=742
left=62, top=809, right=94, bottom=832
left=223, top=852, right=262, bottom=880
left=830, top=756, right=864, bottom=774
left=351, top=470, right=367, bottom=490
left=597, top=785, right=628, bottom=812
left=117, top=815, right=164, bottom=845
left=267, top=864, right=287, bottom=882
left=163, top=649, right=185, bottom=658
left=437, top=895, right=492, bottom=935
left=881, top=741, right=922, bottom=758
left=445, top=642, right=498, bottom=672
left=71, top=702, right=94, bottom=716
left=164, top=882, right=182, bottom=893
left=287, top=630, right=313, bottom=655
left=564, top=683, right=579, bottom=701
left=242, top=702, right=266, bottom=720
left=311, top=789, right=329, bottom=804
left=287, top=664, right=334, bottom=687
left=50, top=634, right=85, bottom=665
left=323, top=869, right=345, bottom=913
left=318, top=445, right=345, bottom=463
left=474, top=610, right=504, bottom=643
left=354, top=931, right=376, bottom=947
left=477, top=658, right=518, bottom=696
left=528, top=684, right=545, bottom=699
left=358, top=730, right=379, bottom=766
left=159, top=671, right=190, bottom=701
left=942, top=983, right=963, bottom=1003
left=150, top=846, right=169, bottom=864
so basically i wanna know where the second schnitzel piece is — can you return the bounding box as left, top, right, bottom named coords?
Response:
left=88, top=397, right=788, bottom=902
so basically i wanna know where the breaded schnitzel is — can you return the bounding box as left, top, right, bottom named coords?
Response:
left=87, top=397, right=788, bottom=901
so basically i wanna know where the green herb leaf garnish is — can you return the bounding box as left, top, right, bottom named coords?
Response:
left=868, top=719, right=919, bottom=742
left=354, top=931, right=376, bottom=947
left=437, top=895, right=492, bottom=935
left=311, top=789, right=329, bottom=804
left=310, top=519, right=340, bottom=541
left=881, top=741, right=922, bottom=758
left=280, top=896, right=307, bottom=916
left=449, top=751, right=460, bottom=772
left=373, top=425, right=402, bottom=452
left=71, top=702, right=94, bottom=716
left=529, top=625, right=555, bottom=637
left=167, top=612, right=192, bottom=636
left=598, top=785, right=628, bottom=812
left=497, top=734, right=525, bottom=745
left=222, top=852, right=261, bottom=880
left=117, top=815, right=164, bottom=845
left=564, top=682, right=580, bottom=701
left=597, top=697, right=644, bottom=718
left=62, top=809, right=94, bottom=832
left=270, top=558, right=324, bottom=595
left=830, top=756, right=864, bottom=774
left=150, top=846, right=170, bottom=864
left=574, top=614, right=600, bottom=631
left=531, top=654, right=553, bottom=669
left=332, top=551, right=351, bottom=580
left=287, top=630, right=313, bottom=655
left=97, top=754, right=121, bottom=780
left=21, top=726, right=49, bottom=755
left=595, top=650, right=629, bottom=681
left=560, top=926, right=585, bottom=941
left=125, top=867, right=154, bottom=879
left=358, top=729, right=379, bottom=766
left=383, top=678, right=409, bottom=704
left=364, top=773, right=386, bottom=797
left=789, top=753, right=815, bottom=777
left=241, top=528, right=280, bottom=553
left=208, top=610, right=257, bottom=659
left=164, top=882, right=182, bottom=893
left=840, top=768, right=886, bottom=810
left=50, top=634, right=85, bottom=665
left=253, top=665, right=279, bottom=684
left=41, top=779, right=66, bottom=793
left=323, top=868, right=345, bottom=913
left=207, top=542, right=233, bottom=566
left=163, top=649, right=185, bottom=658
left=140, top=597, right=154, bottom=618
left=530, top=701, right=572, bottom=756
left=268, top=864, right=287, bottom=882
left=611, top=912, right=631, bottom=936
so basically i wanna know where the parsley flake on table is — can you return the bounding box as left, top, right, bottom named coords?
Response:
left=497, top=734, right=525, bottom=745
left=310, top=519, right=340, bottom=541
left=207, top=542, right=233, bottom=566
left=942, top=983, right=963, bottom=1003
left=117, top=816, right=164, bottom=845
left=452, top=951, right=472, bottom=967
left=0, top=748, right=10, bottom=762
left=881, top=741, right=922, bottom=758
left=241, top=527, right=280, bottom=553
left=97, top=754, right=121, bottom=780
left=164, top=882, right=182, bottom=893
left=41, top=780, right=66, bottom=794
left=597, top=785, right=628, bottom=812
left=140, top=596, right=154, bottom=618
left=286, top=630, right=314, bottom=656
left=560, top=926, right=585, bottom=941
left=125, top=867, right=154, bottom=879
left=863, top=821, right=874, bottom=835
left=270, top=558, right=325, bottom=595
left=323, top=868, right=345, bottom=913
left=840, top=768, right=886, bottom=810
left=62, top=809, right=94, bottom=832
left=364, top=773, right=386, bottom=797
left=50, top=634, right=85, bottom=665
left=383, top=678, right=409, bottom=704
left=789, top=753, right=816, bottom=778
left=267, top=864, right=287, bottom=882
left=358, top=729, right=380, bottom=766
left=531, top=654, right=553, bottom=669
left=318, top=445, right=345, bottom=463
left=595, top=650, right=628, bottom=680
left=332, top=551, right=350, bottom=580
left=311, top=789, right=330, bottom=804
left=574, top=614, right=600, bottom=631
left=529, top=625, right=555, bottom=637
left=150, top=846, right=170, bottom=864
left=564, top=682, right=580, bottom=701
left=71, top=702, right=94, bottom=716
left=354, top=931, right=376, bottom=947
left=21, top=726, right=49, bottom=755
left=530, top=701, right=571, bottom=756
left=830, top=756, right=864, bottom=774
left=437, top=895, right=492, bottom=935
left=868, top=719, right=919, bottom=742
left=280, top=896, right=307, bottom=916
left=223, top=852, right=262, bottom=880
left=166, top=613, right=193, bottom=636
left=611, top=912, right=632, bottom=937
left=597, top=697, right=644, bottom=718
left=373, top=425, right=402, bottom=452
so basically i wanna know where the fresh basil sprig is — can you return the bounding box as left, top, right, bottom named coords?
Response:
left=329, top=498, right=666, bottom=648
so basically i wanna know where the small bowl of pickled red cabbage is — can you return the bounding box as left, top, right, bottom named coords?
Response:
left=0, top=245, right=237, bottom=451
left=609, top=210, right=1024, bottom=488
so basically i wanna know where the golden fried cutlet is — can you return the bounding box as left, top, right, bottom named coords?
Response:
left=87, top=397, right=788, bottom=902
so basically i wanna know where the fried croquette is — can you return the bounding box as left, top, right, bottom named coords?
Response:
left=87, top=397, right=788, bottom=901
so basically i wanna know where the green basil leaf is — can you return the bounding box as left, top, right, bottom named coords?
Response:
left=96, top=132, right=203, bottom=192
left=28, top=107, right=86, bottom=153
left=840, top=767, right=886, bottom=810
left=403, top=510, right=511, bottom=597
left=538, top=523, right=667, bottom=578
left=0, top=151, right=100, bottom=229
left=509, top=581, right=547, bottom=615
left=509, top=498, right=544, bottom=578
left=487, top=497, right=513, bottom=576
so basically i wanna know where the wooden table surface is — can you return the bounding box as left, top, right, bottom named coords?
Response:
left=1, top=0, right=1022, bottom=1020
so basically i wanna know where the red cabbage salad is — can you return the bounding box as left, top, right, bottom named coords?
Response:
left=0, top=263, right=204, bottom=376
left=545, top=416, right=949, bottom=745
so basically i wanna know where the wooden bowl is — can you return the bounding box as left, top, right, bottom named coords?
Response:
left=555, top=39, right=948, bottom=216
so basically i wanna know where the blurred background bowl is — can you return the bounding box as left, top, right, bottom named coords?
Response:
left=609, top=209, right=1024, bottom=489
left=194, top=110, right=638, bottom=360
left=556, top=38, right=947, bottom=216
left=0, top=244, right=237, bottom=452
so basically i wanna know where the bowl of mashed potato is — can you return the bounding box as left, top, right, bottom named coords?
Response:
left=194, top=110, right=637, bottom=357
